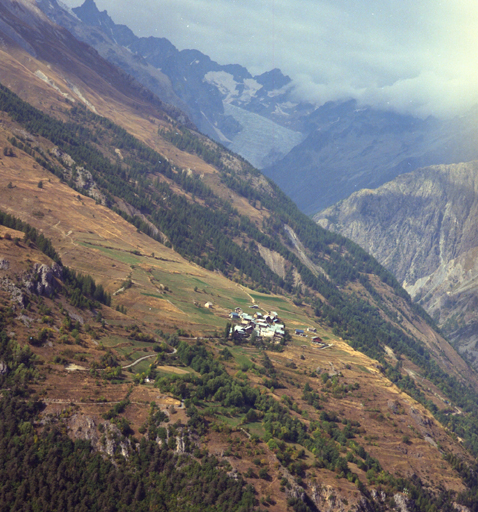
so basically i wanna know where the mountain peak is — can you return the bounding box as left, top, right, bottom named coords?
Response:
left=74, top=0, right=102, bottom=24
left=73, top=0, right=137, bottom=47
left=255, top=68, right=291, bottom=89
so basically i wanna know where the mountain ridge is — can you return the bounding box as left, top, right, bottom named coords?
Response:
left=40, top=0, right=311, bottom=167
left=315, top=160, right=478, bottom=367
left=264, top=100, right=478, bottom=214
left=43, top=0, right=478, bottom=219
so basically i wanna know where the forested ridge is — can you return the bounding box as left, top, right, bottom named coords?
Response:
left=0, top=396, right=257, bottom=512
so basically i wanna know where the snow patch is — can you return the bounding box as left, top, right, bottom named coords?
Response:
left=238, top=78, right=262, bottom=103
left=204, top=71, right=238, bottom=103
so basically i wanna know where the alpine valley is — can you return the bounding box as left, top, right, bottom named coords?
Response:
left=2, top=1, right=478, bottom=512
left=37, top=0, right=478, bottom=215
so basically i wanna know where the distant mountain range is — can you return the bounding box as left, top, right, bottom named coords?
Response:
left=263, top=101, right=478, bottom=215
left=37, top=0, right=478, bottom=216
left=38, top=0, right=312, bottom=169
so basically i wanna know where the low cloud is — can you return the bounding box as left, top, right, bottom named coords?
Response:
left=63, top=0, right=478, bottom=119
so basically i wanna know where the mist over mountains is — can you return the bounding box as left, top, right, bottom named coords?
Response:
left=40, top=0, right=478, bottom=216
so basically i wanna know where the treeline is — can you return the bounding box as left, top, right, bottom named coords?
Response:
left=0, top=85, right=280, bottom=288
left=159, top=126, right=225, bottom=170
left=0, top=210, right=110, bottom=308
left=0, top=210, right=61, bottom=264
left=62, top=268, right=111, bottom=308
left=0, top=81, right=412, bottom=300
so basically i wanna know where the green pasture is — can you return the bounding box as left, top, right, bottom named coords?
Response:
left=78, top=243, right=141, bottom=265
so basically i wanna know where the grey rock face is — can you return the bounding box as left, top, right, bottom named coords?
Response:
left=394, top=493, right=412, bottom=512
left=1, top=277, right=26, bottom=308
left=24, top=263, right=62, bottom=297
left=315, top=161, right=478, bottom=361
left=68, top=414, right=132, bottom=459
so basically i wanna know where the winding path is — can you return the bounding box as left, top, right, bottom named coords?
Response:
left=121, top=354, right=156, bottom=369
left=66, top=347, right=177, bottom=372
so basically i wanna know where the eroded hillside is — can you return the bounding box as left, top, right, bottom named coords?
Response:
left=315, top=161, right=478, bottom=367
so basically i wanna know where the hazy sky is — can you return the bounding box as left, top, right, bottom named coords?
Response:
left=61, top=0, right=478, bottom=119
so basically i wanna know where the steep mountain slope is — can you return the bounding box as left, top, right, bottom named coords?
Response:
left=40, top=0, right=478, bottom=218
left=39, top=0, right=309, bottom=168
left=264, top=100, right=478, bottom=214
left=315, top=161, right=478, bottom=365
left=0, top=0, right=190, bottom=129
left=35, top=0, right=189, bottom=115
left=3, top=1, right=478, bottom=509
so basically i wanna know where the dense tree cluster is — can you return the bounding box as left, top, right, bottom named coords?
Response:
left=0, top=396, right=257, bottom=512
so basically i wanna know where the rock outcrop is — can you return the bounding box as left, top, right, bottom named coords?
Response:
left=1, top=262, right=62, bottom=310
left=24, top=263, right=62, bottom=297
left=68, top=414, right=132, bottom=459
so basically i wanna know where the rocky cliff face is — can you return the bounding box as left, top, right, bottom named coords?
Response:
left=1, top=260, right=62, bottom=308
left=315, top=161, right=478, bottom=363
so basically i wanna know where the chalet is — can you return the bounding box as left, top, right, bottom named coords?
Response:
left=241, top=313, right=254, bottom=322
left=295, top=329, right=305, bottom=335
left=311, top=336, right=323, bottom=343
left=249, top=304, right=259, bottom=309
left=233, top=326, right=246, bottom=338
left=244, top=324, right=255, bottom=334
left=307, top=327, right=317, bottom=333
left=229, top=312, right=240, bottom=320
left=274, top=325, right=285, bottom=336
left=254, top=312, right=263, bottom=319
left=205, top=302, right=214, bottom=309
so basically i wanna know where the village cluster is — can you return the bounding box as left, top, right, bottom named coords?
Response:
left=228, top=305, right=325, bottom=346
left=229, top=306, right=285, bottom=344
